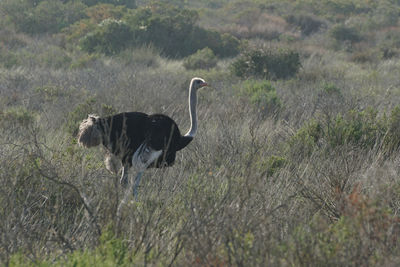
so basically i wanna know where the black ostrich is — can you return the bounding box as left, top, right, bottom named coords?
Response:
left=77, top=77, right=208, bottom=195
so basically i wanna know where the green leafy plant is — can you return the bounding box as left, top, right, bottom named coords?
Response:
left=65, top=98, right=97, bottom=136
left=81, top=19, right=134, bottom=55
left=0, top=107, right=35, bottom=128
left=80, top=3, right=240, bottom=58
left=183, top=47, right=218, bottom=70
left=1, top=0, right=87, bottom=34
left=126, top=3, right=240, bottom=58
left=254, top=155, right=287, bottom=177
left=329, top=24, right=362, bottom=43
left=238, top=80, right=281, bottom=113
left=285, top=13, right=325, bottom=36
left=82, top=0, right=137, bottom=9
left=231, top=48, right=301, bottom=80
left=288, top=106, right=400, bottom=157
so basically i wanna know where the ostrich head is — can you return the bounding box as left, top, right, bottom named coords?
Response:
left=190, top=77, right=208, bottom=91
left=77, top=114, right=102, bottom=148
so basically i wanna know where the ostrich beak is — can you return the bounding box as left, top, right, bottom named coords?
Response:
left=199, top=82, right=208, bottom=88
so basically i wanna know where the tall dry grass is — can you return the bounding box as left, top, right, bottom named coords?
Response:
left=1, top=39, right=400, bottom=266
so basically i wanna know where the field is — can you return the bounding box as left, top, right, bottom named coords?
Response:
left=1, top=0, right=400, bottom=266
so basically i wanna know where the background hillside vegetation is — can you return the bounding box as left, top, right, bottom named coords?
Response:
left=1, top=0, right=400, bottom=266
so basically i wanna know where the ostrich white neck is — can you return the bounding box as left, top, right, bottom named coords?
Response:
left=184, top=80, right=198, bottom=138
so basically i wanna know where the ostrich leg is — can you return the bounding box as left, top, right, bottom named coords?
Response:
left=132, top=172, right=143, bottom=200
left=120, top=165, right=129, bottom=187
left=131, top=142, right=162, bottom=198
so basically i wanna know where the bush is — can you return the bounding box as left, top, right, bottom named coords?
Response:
left=329, top=24, right=362, bottom=43
left=183, top=47, right=217, bottom=70
left=38, top=46, right=73, bottom=69
left=116, top=46, right=161, bottom=68
left=378, top=28, right=400, bottom=59
left=82, top=0, right=136, bottom=9
left=238, top=80, right=281, bottom=113
left=231, top=48, right=301, bottom=80
left=1, top=0, right=87, bottom=34
left=187, top=28, right=241, bottom=58
left=0, top=107, right=35, bottom=128
left=65, top=98, right=97, bottom=136
left=287, top=119, right=323, bottom=158
left=350, top=49, right=376, bottom=63
left=134, top=8, right=198, bottom=57
left=285, top=13, right=325, bottom=36
left=219, top=33, right=241, bottom=57
left=384, top=105, right=400, bottom=154
left=80, top=19, right=134, bottom=55
left=288, top=106, right=400, bottom=157
left=78, top=3, right=240, bottom=58
left=86, top=3, right=127, bottom=23
left=287, top=209, right=399, bottom=266
left=0, top=49, right=20, bottom=69
left=100, top=3, right=240, bottom=58
left=254, top=155, right=286, bottom=177
left=134, top=4, right=240, bottom=58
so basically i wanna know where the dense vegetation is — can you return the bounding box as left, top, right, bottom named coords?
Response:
left=1, top=0, right=400, bottom=266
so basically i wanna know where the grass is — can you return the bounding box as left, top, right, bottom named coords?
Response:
left=3, top=52, right=399, bottom=265
left=1, top=0, right=400, bottom=266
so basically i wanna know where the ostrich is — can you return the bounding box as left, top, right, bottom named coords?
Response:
left=77, top=77, right=208, bottom=196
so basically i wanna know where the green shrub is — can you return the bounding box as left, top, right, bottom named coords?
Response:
left=322, top=82, right=342, bottom=96
left=0, top=0, right=36, bottom=32
left=135, top=9, right=197, bottom=57
left=231, top=48, right=301, bottom=80
left=329, top=24, right=362, bottom=43
left=116, top=46, right=161, bottom=68
left=238, top=80, right=281, bottom=113
left=350, top=50, right=376, bottom=63
left=287, top=119, right=323, bottom=158
left=380, top=46, right=398, bottom=60
left=188, top=28, right=240, bottom=58
left=287, top=209, right=399, bottom=266
left=0, top=107, right=35, bottom=128
left=69, top=53, right=99, bottom=69
left=0, top=28, right=27, bottom=49
left=369, top=3, right=400, bottom=28
left=327, top=109, right=382, bottom=148
left=183, top=47, right=217, bottom=70
left=378, top=28, right=400, bottom=59
left=38, top=46, right=73, bottom=69
left=86, top=3, right=127, bottom=23
left=324, top=1, right=357, bottom=15
left=10, top=226, right=133, bottom=266
left=288, top=106, right=400, bottom=157
left=80, top=19, right=134, bottom=55
left=384, top=106, right=400, bottom=154
left=254, top=155, right=287, bottom=177
left=35, top=85, right=65, bottom=101
left=0, top=49, right=20, bottom=69
left=78, top=3, right=240, bottom=58
left=285, top=14, right=325, bottom=36
left=219, top=33, right=242, bottom=58
left=82, top=0, right=136, bottom=9
left=65, top=98, right=97, bottom=136
left=1, top=0, right=87, bottom=34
